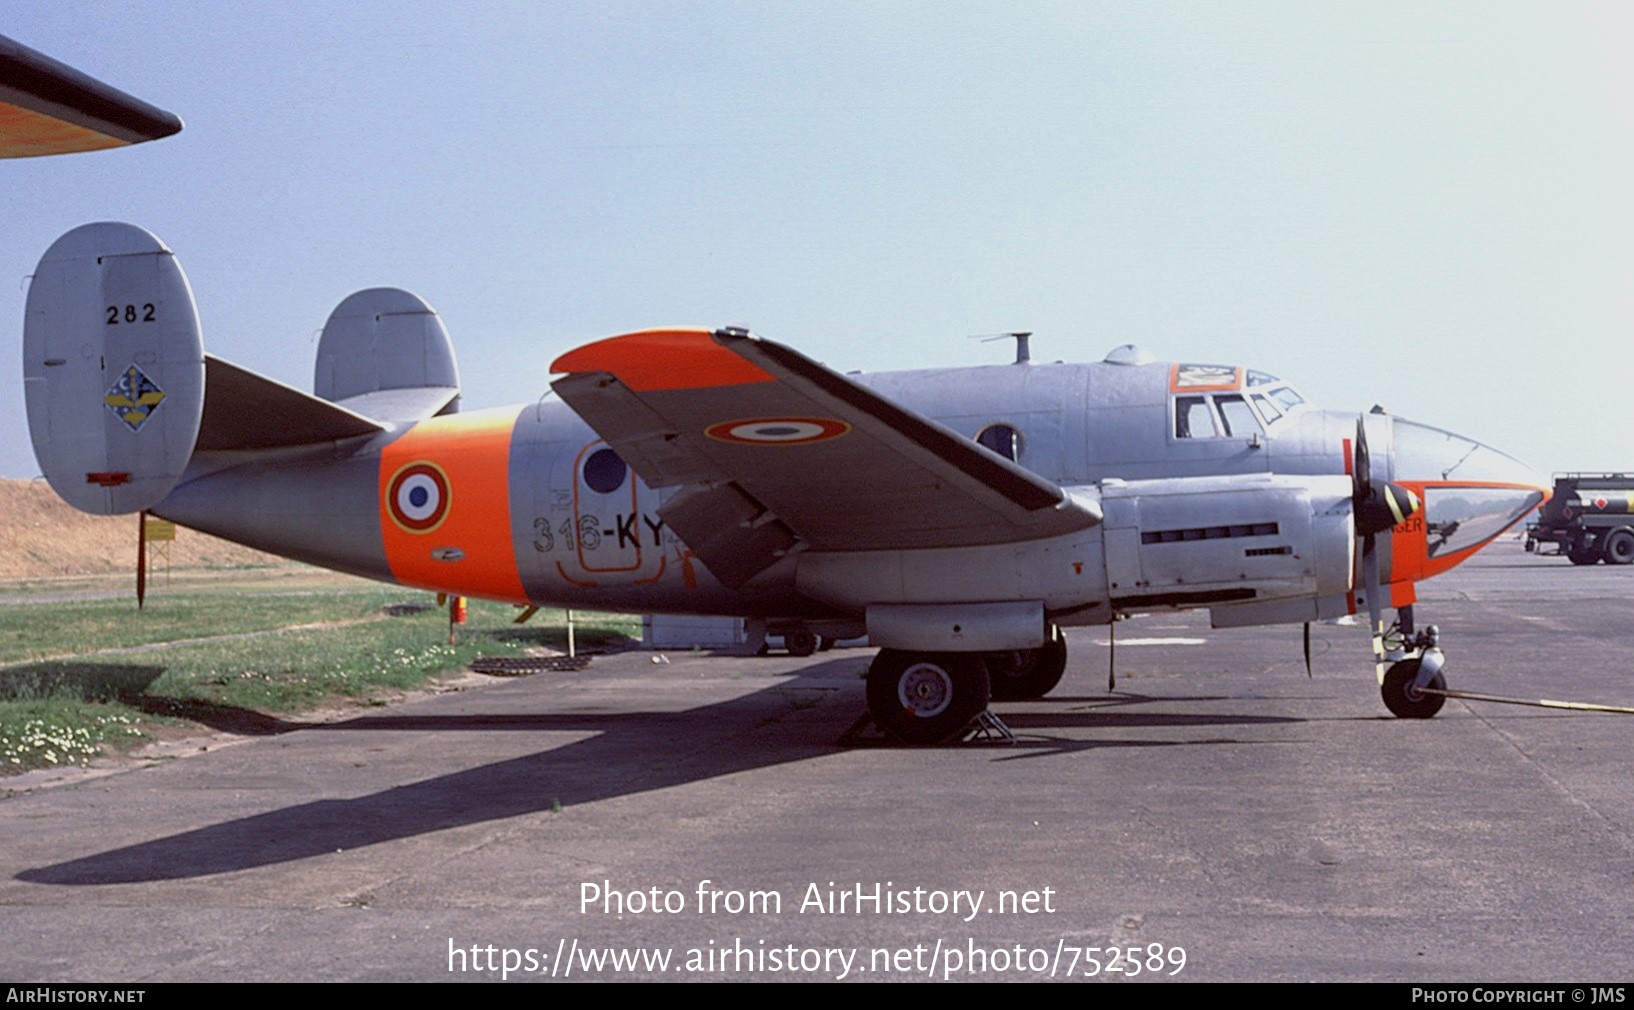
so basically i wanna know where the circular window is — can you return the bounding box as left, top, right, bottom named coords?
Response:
left=583, top=448, right=628, bottom=493
left=975, top=423, right=1021, bottom=462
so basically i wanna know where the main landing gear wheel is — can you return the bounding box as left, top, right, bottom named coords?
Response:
left=985, top=628, right=1068, bottom=701
left=866, top=650, right=990, bottom=745
left=1381, top=658, right=1446, bottom=719
left=784, top=628, right=819, bottom=657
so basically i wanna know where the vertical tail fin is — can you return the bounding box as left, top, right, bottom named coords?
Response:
left=23, top=222, right=204, bottom=514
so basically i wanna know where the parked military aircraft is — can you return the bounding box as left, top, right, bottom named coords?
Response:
left=23, top=223, right=1549, bottom=743
left=0, top=32, right=182, bottom=158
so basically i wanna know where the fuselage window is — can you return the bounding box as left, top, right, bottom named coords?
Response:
left=1175, top=396, right=1218, bottom=438
left=1251, top=392, right=1282, bottom=424
left=976, top=423, right=1021, bottom=461
left=1215, top=395, right=1263, bottom=437
left=583, top=447, right=629, bottom=494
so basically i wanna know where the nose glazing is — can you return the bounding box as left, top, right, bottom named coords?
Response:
left=1390, top=418, right=1549, bottom=560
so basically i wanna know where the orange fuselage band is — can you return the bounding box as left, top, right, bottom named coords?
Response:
left=379, top=407, right=528, bottom=604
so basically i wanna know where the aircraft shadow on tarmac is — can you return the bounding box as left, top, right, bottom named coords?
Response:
left=16, top=664, right=1304, bottom=886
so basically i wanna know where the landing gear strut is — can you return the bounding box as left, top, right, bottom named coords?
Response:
left=865, top=650, right=991, bottom=745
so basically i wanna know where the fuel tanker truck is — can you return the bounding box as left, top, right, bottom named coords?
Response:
left=1527, top=473, right=1634, bottom=565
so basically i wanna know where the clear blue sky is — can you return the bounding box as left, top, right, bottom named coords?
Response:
left=4, top=2, right=1628, bottom=480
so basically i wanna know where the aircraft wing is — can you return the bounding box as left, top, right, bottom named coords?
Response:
left=0, top=33, right=182, bottom=158
left=551, top=328, right=1100, bottom=585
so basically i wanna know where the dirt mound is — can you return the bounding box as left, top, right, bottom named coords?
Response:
left=0, top=479, right=285, bottom=579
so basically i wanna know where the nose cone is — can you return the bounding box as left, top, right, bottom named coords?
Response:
left=1391, top=418, right=1549, bottom=574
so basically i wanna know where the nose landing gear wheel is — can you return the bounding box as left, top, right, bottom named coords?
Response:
left=1381, top=658, right=1446, bottom=719
left=866, top=649, right=991, bottom=744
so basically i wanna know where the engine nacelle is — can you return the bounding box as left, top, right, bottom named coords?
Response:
left=867, top=600, right=1047, bottom=651
left=1099, top=473, right=1355, bottom=618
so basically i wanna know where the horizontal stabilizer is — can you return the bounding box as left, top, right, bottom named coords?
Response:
left=196, top=356, right=384, bottom=451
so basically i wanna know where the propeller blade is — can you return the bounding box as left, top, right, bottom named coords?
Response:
left=1353, top=414, right=1421, bottom=536
left=1353, top=417, right=1372, bottom=500
left=1362, top=531, right=1387, bottom=684
left=1303, top=622, right=1312, bottom=678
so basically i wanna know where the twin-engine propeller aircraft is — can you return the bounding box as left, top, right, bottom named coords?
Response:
left=24, top=223, right=1550, bottom=743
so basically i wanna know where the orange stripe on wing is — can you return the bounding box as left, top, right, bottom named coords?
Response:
left=551, top=328, right=775, bottom=391
left=379, top=407, right=528, bottom=604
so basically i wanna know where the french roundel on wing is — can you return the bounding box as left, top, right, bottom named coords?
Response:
left=704, top=417, right=851, bottom=445
left=387, top=461, right=451, bottom=533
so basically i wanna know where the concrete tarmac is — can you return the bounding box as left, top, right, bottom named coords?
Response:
left=1, top=541, right=1630, bottom=982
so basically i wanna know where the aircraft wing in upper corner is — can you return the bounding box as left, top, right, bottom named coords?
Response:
left=551, top=328, right=1101, bottom=586
left=0, top=32, right=182, bottom=158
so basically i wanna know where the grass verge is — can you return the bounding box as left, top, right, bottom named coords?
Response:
left=0, top=589, right=638, bottom=775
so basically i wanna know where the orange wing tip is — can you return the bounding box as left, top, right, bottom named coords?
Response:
left=551, top=327, right=775, bottom=392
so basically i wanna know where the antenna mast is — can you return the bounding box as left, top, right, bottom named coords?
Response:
left=973, top=331, right=1033, bottom=364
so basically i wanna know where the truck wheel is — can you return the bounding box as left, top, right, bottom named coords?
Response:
left=1604, top=530, right=1634, bottom=566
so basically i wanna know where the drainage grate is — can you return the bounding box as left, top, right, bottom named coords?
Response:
left=470, top=655, right=592, bottom=675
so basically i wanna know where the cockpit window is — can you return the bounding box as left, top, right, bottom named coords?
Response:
left=1270, top=386, right=1305, bottom=411
left=1175, top=396, right=1218, bottom=438
left=1173, top=364, right=1240, bottom=390
left=1176, top=392, right=1278, bottom=439
left=1173, top=370, right=1309, bottom=438
left=1215, top=395, right=1263, bottom=437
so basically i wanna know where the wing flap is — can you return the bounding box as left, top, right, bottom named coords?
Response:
left=660, top=483, right=799, bottom=589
